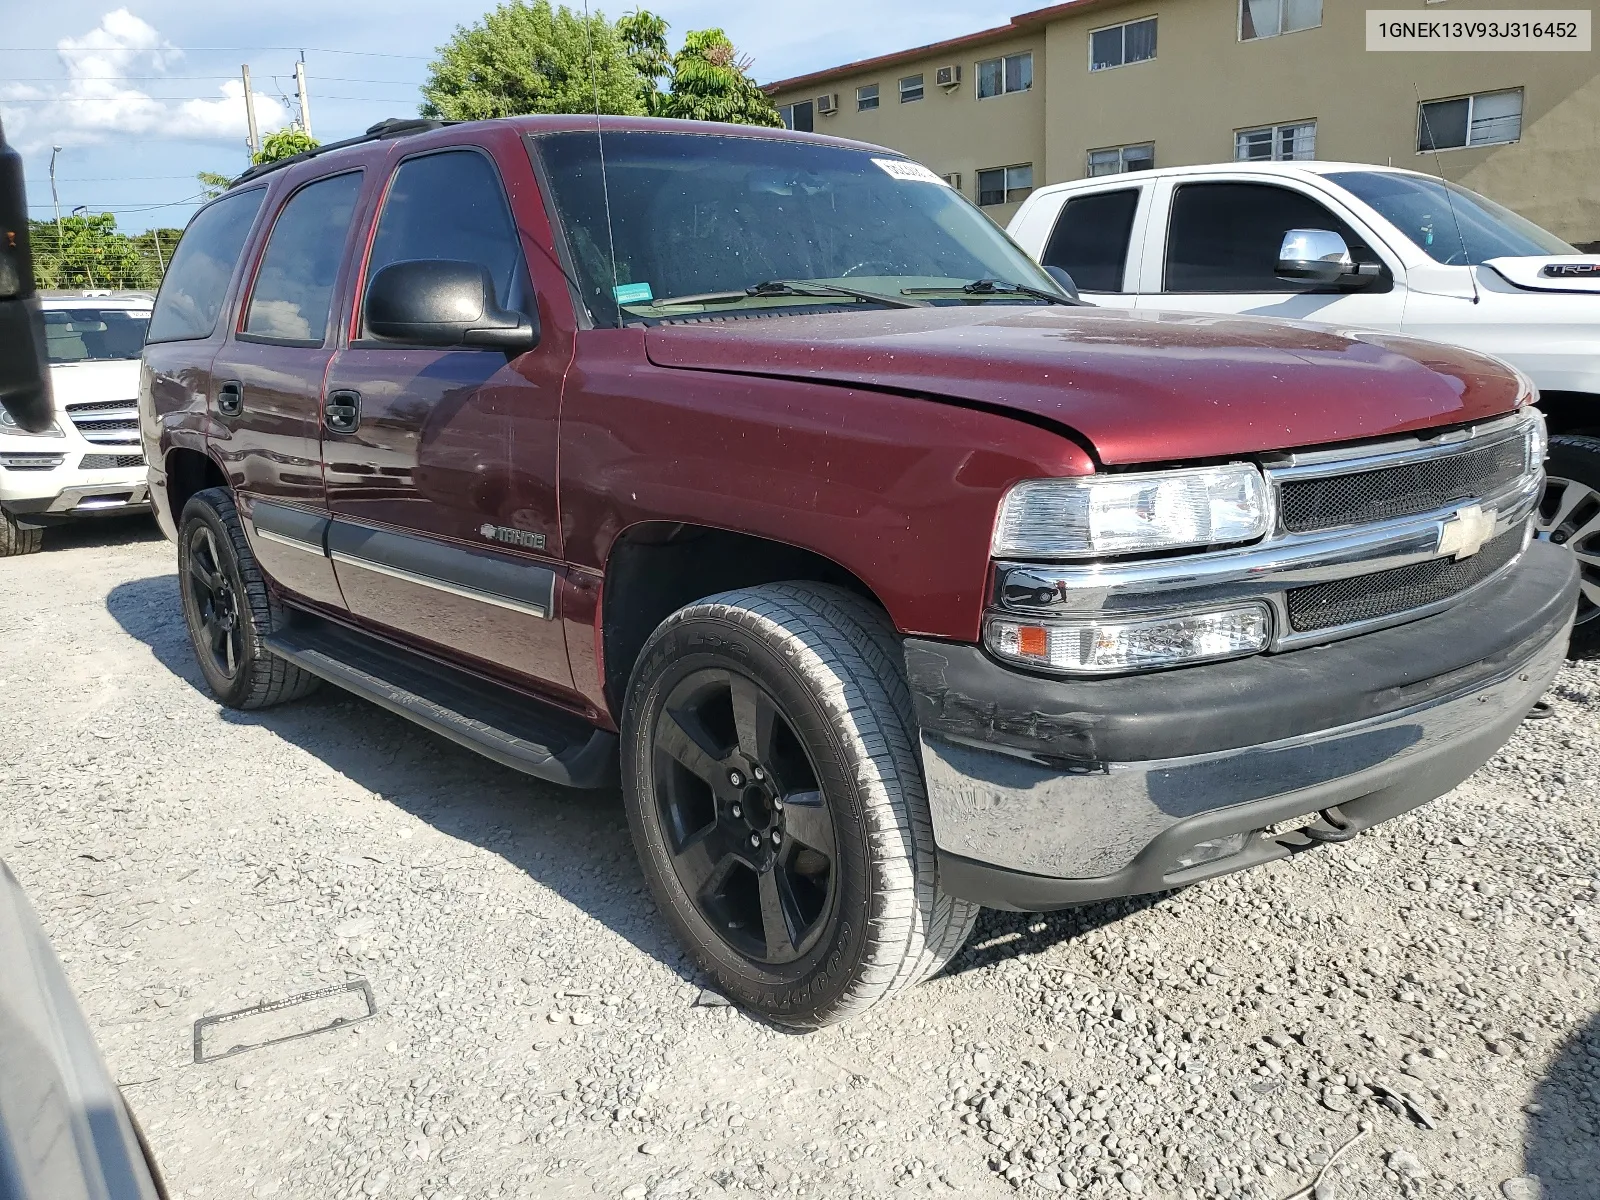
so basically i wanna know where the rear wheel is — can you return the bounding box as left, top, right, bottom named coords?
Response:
left=177, top=487, right=319, bottom=709
left=621, top=583, right=978, bottom=1028
left=1537, top=435, right=1600, bottom=658
left=0, top=509, right=43, bottom=556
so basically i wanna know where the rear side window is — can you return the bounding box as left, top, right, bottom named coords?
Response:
left=243, top=172, right=364, bottom=344
left=146, top=188, right=265, bottom=343
left=1164, top=181, right=1365, bottom=293
left=364, top=150, right=527, bottom=322
left=1039, top=189, right=1140, bottom=293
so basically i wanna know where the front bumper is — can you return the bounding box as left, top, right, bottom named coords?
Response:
left=3, top=481, right=151, bottom=524
left=908, top=539, right=1578, bottom=911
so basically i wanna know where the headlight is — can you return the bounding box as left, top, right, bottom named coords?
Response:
left=0, top=408, right=64, bottom=437
left=1524, top=407, right=1548, bottom=471
left=986, top=603, right=1272, bottom=675
left=992, top=465, right=1270, bottom=559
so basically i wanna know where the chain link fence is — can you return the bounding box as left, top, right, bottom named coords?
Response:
left=29, top=220, right=178, bottom=292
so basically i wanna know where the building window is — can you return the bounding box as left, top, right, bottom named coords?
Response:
left=941, top=172, right=963, bottom=192
left=900, top=74, right=924, bottom=103
left=977, top=52, right=1033, bottom=99
left=1087, top=142, right=1155, bottom=176
left=1090, top=17, right=1158, bottom=71
left=856, top=84, right=880, bottom=112
left=1235, top=120, right=1317, bottom=161
left=779, top=101, right=814, bottom=132
left=1418, top=88, right=1522, bottom=150
left=1239, top=0, right=1322, bottom=40
left=977, top=163, right=1033, bottom=206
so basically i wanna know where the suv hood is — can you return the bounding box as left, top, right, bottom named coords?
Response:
left=643, top=306, right=1521, bottom=465
left=47, top=358, right=141, bottom=410
left=1484, top=254, right=1600, bottom=294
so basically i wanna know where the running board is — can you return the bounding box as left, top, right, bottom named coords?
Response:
left=264, top=618, right=617, bottom=789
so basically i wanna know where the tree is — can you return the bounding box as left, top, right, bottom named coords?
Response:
left=617, top=8, right=670, bottom=115
left=253, top=128, right=319, bottom=165
left=196, top=171, right=233, bottom=200
left=30, top=214, right=160, bottom=291
left=660, top=29, right=783, bottom=127
left=420, top=0, right=644, bottom=121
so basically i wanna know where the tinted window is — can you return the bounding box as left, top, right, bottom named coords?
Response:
left=1040, top=189, right=1140, bottom=293
left=365, top=150, right=527, bottom=323
left=243, top=172, right=363, bottom=343
left=1165, top=181, right=1366, bottom=293
left=43, top=308, right=149, bottom=363
left=146, top=188, right=265, bottom=343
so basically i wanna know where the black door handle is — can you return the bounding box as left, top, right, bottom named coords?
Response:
left=217, top=380, right=243, bottom=417
left=324, top=389, right=361, bottom=434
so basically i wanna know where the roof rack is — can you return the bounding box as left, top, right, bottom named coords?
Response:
left=229, top=118, right=453, bottom=188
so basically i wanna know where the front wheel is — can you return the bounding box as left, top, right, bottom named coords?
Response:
left=621, top=583, right=978, bottom=1028
left=0, top=508, right=43, bottom=556
left=1537, top=435, right=1600, bottom=658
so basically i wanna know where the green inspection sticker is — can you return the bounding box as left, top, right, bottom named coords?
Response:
left=614, top=282, right=654, bottom=304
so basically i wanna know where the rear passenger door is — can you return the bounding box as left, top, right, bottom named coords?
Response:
left=321, top=145, right=572, bottom=690
left=1134, top=177, right=1407, bottom=329
left=210, top=169, right=368, bottom=610
left=1033, top=184, right=1150, bottom=308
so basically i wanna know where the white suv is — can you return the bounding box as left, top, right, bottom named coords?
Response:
left=1, top=294, right=152, bottom=555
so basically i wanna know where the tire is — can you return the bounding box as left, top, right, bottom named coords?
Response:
left=621, top=582, right=979, bottom=1028
left=0, top=508, right=43, bottom=556
left=1538, top=435, right=1600, bottom=658
left=177, top=487, right=319, bottom=709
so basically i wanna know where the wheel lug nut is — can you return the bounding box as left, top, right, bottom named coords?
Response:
left=749, top=832, right=761, bottom=849
left=728, top=769, right=745, bottom=787
left=771, top=830, right=783, bottom=846
left=731, top=804, right=743, bottom=819
left=773, top=797, right=784, bottom=810
left=752, top=766, right=765, bottom=781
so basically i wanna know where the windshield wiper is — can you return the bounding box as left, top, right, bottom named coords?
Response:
left=649, top=279, right=925, bottom=310
left=902, top=278, right=1083, bottom=306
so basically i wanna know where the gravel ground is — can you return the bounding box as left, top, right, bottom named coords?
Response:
left=1, top=521, right=1597, bottom=1200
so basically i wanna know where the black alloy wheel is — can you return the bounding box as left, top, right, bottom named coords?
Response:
left=1536, top=435, right=1600, bottom=656
left=186, top=523, right=243, bottom=680
left=653, top=668, right=836, bottom=965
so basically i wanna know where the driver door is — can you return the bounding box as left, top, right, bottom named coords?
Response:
left=1135, top=177, right=1408, bottom=332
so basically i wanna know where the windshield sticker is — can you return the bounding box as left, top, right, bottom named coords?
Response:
left=614, top=282, right=654, bottom=304
left=873, top=158, right=948, bottom=186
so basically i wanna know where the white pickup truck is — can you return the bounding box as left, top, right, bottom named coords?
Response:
left=1007, top=162, right=1600, bottom=653
left=0, top=293, right=151, bottom=555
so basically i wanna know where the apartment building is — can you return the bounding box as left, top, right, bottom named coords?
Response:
left=765, top=0, right=1600, bottom=242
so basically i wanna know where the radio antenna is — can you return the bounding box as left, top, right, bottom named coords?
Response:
left=582, top=0, right=624, bottom=325
left=1414, top=83, right=1480, bottom=305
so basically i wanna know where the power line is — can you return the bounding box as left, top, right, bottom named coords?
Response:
left=0, top=46, right=431, bottom=59
left=4, top=75, right=422, bottom=83
left=26, top=175, right=201, bottom=182
left=27, top=193, right=206, bottom=213
left=2, top=93, right=416, bottom=103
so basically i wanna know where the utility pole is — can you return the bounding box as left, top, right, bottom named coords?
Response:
left=294, top=55, right=313, bottom=139
left=241, top=64, right=260, bottom=159
left=49, top=145, right=62, bottom=246
left=152, top=229, right=165, bottom=275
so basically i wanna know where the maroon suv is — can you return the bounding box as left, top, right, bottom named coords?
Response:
left=140, top=116, right=1576, bottom=1027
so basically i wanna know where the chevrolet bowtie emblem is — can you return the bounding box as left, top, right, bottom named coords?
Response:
left=1437, top=503, right=1496, bottom=560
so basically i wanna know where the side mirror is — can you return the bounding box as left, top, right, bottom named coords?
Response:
left=365, top=259, right=539, bottom=352
left=1043, top=264, right=1081, bottom=301
left=1275, top=229, right=1355, bottom=285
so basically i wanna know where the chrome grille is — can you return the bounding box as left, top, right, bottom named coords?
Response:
left=79, top=452, right=145, bottom=470
left=66, top=399, right=140, bottom=446
left=1279, top=433, right=1528, bottom=533
left=1286, top=528, right=1524, bottom=632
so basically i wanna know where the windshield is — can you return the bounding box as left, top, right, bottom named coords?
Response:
left=532, top=130, right=1060, bottom=325
left=1328, top=170, right=1575, bottom=266
left=43, top=307, right=149, bottom=363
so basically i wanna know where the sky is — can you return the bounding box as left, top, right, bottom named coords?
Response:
left=1, top=1, right=1022, bottom=233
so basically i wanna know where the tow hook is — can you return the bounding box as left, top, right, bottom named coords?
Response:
left=1300, top=804, right=1360, bottom=844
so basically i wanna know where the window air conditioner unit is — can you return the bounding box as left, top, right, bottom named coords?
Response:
left=935, top=64, right=961, bottom=88
left=817, top=93, right=838, bottom=115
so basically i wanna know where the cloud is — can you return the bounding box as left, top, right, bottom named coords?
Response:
left=0, top=8, right=291, bottom=151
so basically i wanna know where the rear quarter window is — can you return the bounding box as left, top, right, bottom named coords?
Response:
left=146, top=188, right=266, bottom=343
